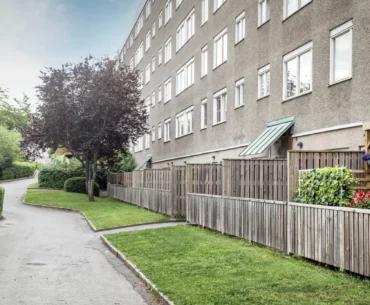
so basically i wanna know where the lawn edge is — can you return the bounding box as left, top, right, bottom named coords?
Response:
left=22, top=199, right=183, bottom=233
left=0, top=174, right=36, bottom=184
left=101, top=235, right=175, bottom=305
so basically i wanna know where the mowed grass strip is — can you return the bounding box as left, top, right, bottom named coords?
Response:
left=107, top=225, right=370, bottom=305
left=25, top=189, right=169, bottom=230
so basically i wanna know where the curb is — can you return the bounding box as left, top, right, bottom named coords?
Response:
left=0, top=174, right=36, bottom=184
left=101, top=235, right=175, bottom=305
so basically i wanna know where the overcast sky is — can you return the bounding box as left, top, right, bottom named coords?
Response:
left=0, top=0, right=142, bottom=104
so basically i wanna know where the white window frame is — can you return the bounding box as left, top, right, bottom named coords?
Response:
left=135, top=42, right=144, bottom=66
left=158, top=11, right=163, bottom=28
left=134, top=136, right=144, bottom=152
left=158, top=123, right=162, bottom=140
left=176, top=57, right=195, bottom=95
left=235, top=78, right=245, bottom=108
left=283, top=41, right=313, bottom=100
left=158, top=48, right=163, bottom=66
left=213, top=88, right=227, bottom=125
left=145, top=31, right=151, bottom=52
left=283, top=0, right=312, bottom=19
left=213, top=28, right=228, bottom=69
left=144, top=133, right=150, bottom=149
left=330, top=20, right=353, bottom=85
left=258, top=64, right=271, bottom=99
left=213, top=0, right=226, bottom=13
left=164, top=78, right=172, bottom=103
left=201, top=45, right=208, bottom=77
left=151, top=91, right=156, bottom=107
left=151, top=126, right=156, bottom=142
left=165, top=0, right=173, bottom=24
left=200, top=99, right=208, bottom=129
left=258, top=0, right=270, bottom=27
left=176, top=0, right=183, bottom=9
left=164, top=37, right=172, bottom=63
left=235, top=11, right=246, bottom=44
left=152, top=22, right=156, bottom=37
left=158, top=85, right=163, bottom=103
left=152, top=56, right=156, bottom=72
left=175, top=106, right=194, bottom=138
left=201, top=0, right=209, bottom=25
left=176, top=9, right=195, bottom=52
left=145, top=1, right=151, bottom=19
left=145, top=64, right=151, bottom=84
left=164, top=119, right=171, bottom=142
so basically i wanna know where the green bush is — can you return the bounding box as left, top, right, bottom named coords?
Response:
left=64, top=177, right=99, bottom=196
left=296, top=167, right=356, bottom=206
left=38, top=168, right=84, bottom=189
left=0, top=126, right=21, bottom=170
left=0, top=186, right=4, bottom=218
left=0, top=161, right=36, bottom=180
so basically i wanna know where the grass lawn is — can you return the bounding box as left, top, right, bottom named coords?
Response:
left=25, top=189, right=170, bottom=230
left=107, top=225, right=370, bottom=305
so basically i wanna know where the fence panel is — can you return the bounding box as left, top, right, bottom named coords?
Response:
left=222, top=159, right=287, bottom=201
left=172, top=166, right=187, bottom=217
left=186, top=164, right=223, bottom=195
left=187, top=193, right=287, bottom=251
left=288, top=151, right=364, bottom=201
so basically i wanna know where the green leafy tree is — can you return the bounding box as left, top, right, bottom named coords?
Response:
left=0, top=126, right=21, bottom=170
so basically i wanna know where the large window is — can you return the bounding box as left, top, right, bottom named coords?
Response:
left=235, top=78, right=245, bottom=108
left=145, top=1, right=151, bottom=19
left=235, top=12, right=246, bottom=44
left=258, top=64, right=270, bottom=99
left=145, top=31, right=151, bottom=52
left=201, top=99, right=208, bottom=129
left=158, top=11, right=163, bottom=28
left=201, top=45, right=208, bottom=77
left=165, top=0, right=173, bottom=24
left=201, top=0, right=209, bottom=25
left=135, top=14, right=144, bottom=37
left=134, top=136, right=143, bottom=153
left=145, top=64, right=151, bottom=84
left=330, top=20, right=353, bottom=84
left=135, top=42, right=144, bottom=66
left=144, top=133, right=150, bottom=149
left=164, top=78, right=172, bottom=103
left=176, top=58, right=195, bottom=95
left=151, top=126, right=156, bottom=142
left=158, top=123, right=162, bottom=140
left=283, top=42, right=313, bottom=100
left=158, top=48, right=163, bottom=65
left=164, top=119, right=171, bottom=142
left=152, top=22, right=156, bottom=37
left=164, top=37, right=172, bottom=63
left=284, top=0, right=312, bottom=18
left=176, top=9, right=195, bottom=51
left=258, top=0, right=270, bottom=26
left=213, top=28, right=228, bottom=69
left=152, top=56, right=156, bottom=73
left=176, top=106, right=194, bottom=138
left=151, top=91, right=156, bottom=107
left=214, top=0, right=226, bottom=12
left=213, top=88, right=227, bottom=125
left=158, top=85, right=163, bottom=103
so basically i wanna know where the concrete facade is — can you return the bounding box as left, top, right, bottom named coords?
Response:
left=119, top=0, right=370, bottom=168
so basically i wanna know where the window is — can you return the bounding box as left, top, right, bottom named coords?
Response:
left=138, top=72, right=143, bottom=90
left=258, top=0, right=270, bottom=26
left=235, top=12, right=246, bottom=44
left=158, top=48, right=163, bottom=65
left=164, top=37, right=172, bottom=63
left=165, top=0, right=173, bottom=24
left=201, top=99, right=208, bottom=129
left=164, top=119, right=171, bottom=142
left=176, top=9, right=195, bottom=51
left=176, top=0, right=183, bottom=9
left=330, top=20, right=353, bottom=84
left=201, top=0, right=209, bottom=25
left=145, top=1, right=151, bottom=19
left=144, top=133, right=150, bottom=149
left=158, top=11, right=163, bottom=28
left=152, top=57, right=156, bottom=72
left=214, top=0, right=226, bottom=12
left=235, top=78, right=245, bottom=107
left=164, top=78, right=172, bottom=103
left=145, top=96, right=151, bottom=113
left=151, top=91, right=156, bottom=107
left=201, top=45, right=208, bottom=77
left=176, top=58, right=195, bottom=95
left=135, top=14, right=144, bottom=37
left=134, top=136, right=144, bottom=152
left=135, top=42, right=144, bottom=66
left=158, top=123, right=162, bottom=140
left=151, top=126, right=156, bottom=142
left=176, top=107, right=194, bottom=138
left=284, top=0, right=312, bottom=18
left=213, top=88, right=227, bottom=125
left=145, top=31, right=151, bottom=52
left=152, top=22, right=156, bottom=37
left=213, top=28, right=228, bottom=69
left=158, top=86, right=163, bottom=102
left=145, top=64, right=151, bottom=84
left=283, top=42, right=312, bottom=100
left=258, top=64, right=270, bottom=99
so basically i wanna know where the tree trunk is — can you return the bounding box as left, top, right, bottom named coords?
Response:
left=86, top=153, right=97, bottom=202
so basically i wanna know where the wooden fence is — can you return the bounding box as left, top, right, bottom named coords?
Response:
left=186, top=164, right=223, bottom=195
left=223, top=159, right=287, bottom=201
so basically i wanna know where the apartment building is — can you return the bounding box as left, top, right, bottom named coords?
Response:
left=119, top=0, right=370, bottom=169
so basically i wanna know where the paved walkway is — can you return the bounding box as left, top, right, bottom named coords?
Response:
left=0, top=178, right=159, bottom=305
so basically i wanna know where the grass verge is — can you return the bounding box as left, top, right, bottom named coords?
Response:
left=25, top=189, right=170, bottom=230
left=106, top=225, right=370, bottom=305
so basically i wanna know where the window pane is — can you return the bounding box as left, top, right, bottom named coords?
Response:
left=334, top=30, right=352, bottom=81
left=299, top=50, right=312, bottom=93
left=286, top=57, right=298, bottom=98
left=287, top=0, right=299, bottom=16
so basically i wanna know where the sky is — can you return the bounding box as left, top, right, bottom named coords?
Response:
left=0, top=0, right=143, bottom=104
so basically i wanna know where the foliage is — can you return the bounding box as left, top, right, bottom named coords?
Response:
left=0, top=161, right=36, bottom=180
left=64, top=177, right=99, bottom=196
left=23, top=56, right=147, bottom=201
left=351, top=191, right=370, bottom=209
left=107, top=225, right=370, bottom=305
left=296, top=167, right=356, bottom=206
left=42, top=154, right=82, bottom=171
left=0, top=186, right=4, bottom=217
left=38, top=168, right=83, bottom=189
left=109, top=150, right=137, bottom=172
left=25, top=189, right=169, bottom=230
left=0, top=126, right=21, bottom=170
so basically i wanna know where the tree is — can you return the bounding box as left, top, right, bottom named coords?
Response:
left=0, top=126, right=21, bottom=170
left=23, top=56, right=147, bottom=201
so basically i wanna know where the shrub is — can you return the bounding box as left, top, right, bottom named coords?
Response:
left=351, top=191, right=370, bottom=209
left=0, top=186, right=4, bottom=217
left=64, top=177, right=99, bottom=196
left=0, top=126, right=21, bottom=170
left=38, top=168, right=84, bottom=189
left=296, top=167, right=356, bottom=207
left=0, top=161, right=36, bottom=180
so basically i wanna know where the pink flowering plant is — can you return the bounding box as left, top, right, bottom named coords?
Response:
left=351, top=191, right=370, bottom=209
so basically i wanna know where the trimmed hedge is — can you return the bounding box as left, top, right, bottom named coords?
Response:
left=0, top=162, right=36, bottom=180
left=0, top=186, right=4, bottom=218
left=38, top=168, right=84, bottom=189
left=64, top=177, right=100, bottom=196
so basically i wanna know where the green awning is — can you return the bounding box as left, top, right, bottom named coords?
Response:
left=240, top=117, right=294, bottom=157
